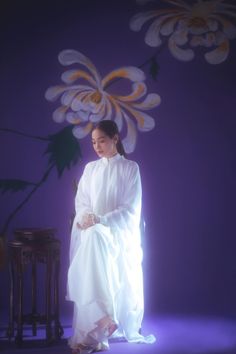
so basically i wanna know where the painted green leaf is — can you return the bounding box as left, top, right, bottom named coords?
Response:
left=149, top=57, right=160, bottom=81
left=45, top=126, right=82, bottom=177
left=0, top=179, right=35, bottom=194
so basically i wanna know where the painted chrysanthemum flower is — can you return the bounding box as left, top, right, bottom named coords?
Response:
left=130, top=0, right=236, bottom=64
left=45, top=50, right=161, bottom=153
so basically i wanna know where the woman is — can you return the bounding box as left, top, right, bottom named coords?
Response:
left=67, top=120, right=155, bottom=353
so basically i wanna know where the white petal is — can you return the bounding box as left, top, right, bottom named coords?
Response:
left=61, top=69, right=97, bottom=87
left=177, top=19, right=188, bottom=31
left=145, top=14, right=185, bottom=47
left=119, top=101, right=157, bottom=131
left=212, top=15, right=236, bottom=40
left=104, top=97, right=113, bottom=121
left=215, top=31, right=226, bottom=44
left=109, top=98, right=123, bottom=132
left=132, top=93, right=161, bottom=110
left=207, top=19, right=218, bottom=32
left=204, top=38, right=229, bottom=64
left=66, top=112, right=82, bottom=124
left=114, top=106, right=123, bottom=132
left=160, top=17, right=179, bottom=36
left=72, top=123, right=93, bottom=139
left=59, top=49, right=86, bottom=66
left=83, top=98, right=100, bottom=114
left=77, top=110, right=90, bottom=121
left=129, top=11, right=158, bottom=31
left=224, top=24, right=236, bottom=40
left=172, top=28, right=188, bottom=45
left=58, top=49, right=101, bottom=83
left=190, top=35, right=204, bottom=47
left=85, top=99, right=106, bottom=122
left=137, top=111, right=155, bottom=131
left=61, top=87, right=90, bottom=106
left=168, top=35, right=194, bottom=61
left=89, top=113, right=104, bottom=123
left=52, top=106, right=68, bottom=123
left=115, top=114, right=123, bottom=132
left=122, top=113, right=137, bottom=154
left=102, top=67, right=145, bottom=88
left=71, top=91, right=92, bottom=111
left=145, top=17, right=164, bottom=47
left=113, top=82, right=147, bottom=102
left=122, top=67, right=146, bottom=82
left=204, top=32, right=216, bottom=48
left=45, top=86, right=66, bottom=102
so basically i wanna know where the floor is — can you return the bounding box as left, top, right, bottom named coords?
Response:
left=1, top=314, right=236, bottom=353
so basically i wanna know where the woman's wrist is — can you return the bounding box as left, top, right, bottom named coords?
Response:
left=94, top=215, right=100, bottom=224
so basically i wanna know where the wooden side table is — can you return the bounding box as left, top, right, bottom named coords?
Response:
left=7, top=228, right=64, bottom=345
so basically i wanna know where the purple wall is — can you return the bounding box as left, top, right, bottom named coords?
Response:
left=1, top=0, right=236, bottom=320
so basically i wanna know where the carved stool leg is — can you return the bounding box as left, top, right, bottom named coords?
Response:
left=6, top=259, right=15, bottom=339
left=54, top=257, right=63, bottom=339
left=16, top=263, right=23, bottom=345
left=32, top=258, right=37, bottom=336
left=46, top=252, right=52, bottom=343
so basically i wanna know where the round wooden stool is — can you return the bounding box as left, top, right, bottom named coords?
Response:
left=7, top=228, right=64, bottom=345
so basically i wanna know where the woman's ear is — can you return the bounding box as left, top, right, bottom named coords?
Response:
left=113, top=134, right=119, bottom=145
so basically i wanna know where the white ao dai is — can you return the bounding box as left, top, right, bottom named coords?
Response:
left=67, top=153, right=155, bottom=349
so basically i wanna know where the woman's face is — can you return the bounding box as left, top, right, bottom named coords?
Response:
left=92, top=128, right=118, bottom=158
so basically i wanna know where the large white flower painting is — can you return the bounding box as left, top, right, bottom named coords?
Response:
left=130, top=0, right=236, bottom=64
left=45, top=50, right=161, bottom=153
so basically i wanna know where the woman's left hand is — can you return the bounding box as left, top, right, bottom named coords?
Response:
left=80, top=213, right=100, bottom=229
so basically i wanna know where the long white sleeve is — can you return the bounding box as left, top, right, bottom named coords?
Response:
left=99, top=163, right=142, bottom=232
left=74, top=164, right=92, bottom=225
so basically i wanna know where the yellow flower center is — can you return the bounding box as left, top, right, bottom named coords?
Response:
left=90, top=91, right=102, bottom=104
left=188, top=1, right=216, bottom=28
left=188, top=17, right=207, bottom=28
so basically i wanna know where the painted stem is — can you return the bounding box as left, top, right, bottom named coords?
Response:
left=0, top=164, right=55, bottom=237
left=0, top=128, right=49, bottom=141
left=104, top=46, right=165, bottom=90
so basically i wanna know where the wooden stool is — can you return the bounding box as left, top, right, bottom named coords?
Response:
left=7, top=228, right=64, bottom=345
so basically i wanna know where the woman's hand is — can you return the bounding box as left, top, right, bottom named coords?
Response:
left=77, top=213, right=100, bottom=230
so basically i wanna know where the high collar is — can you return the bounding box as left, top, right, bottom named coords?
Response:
left=101, top=153, right=122, bottom=165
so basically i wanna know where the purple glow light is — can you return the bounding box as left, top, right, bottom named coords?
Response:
left=1, top=315, right=236, bottom=353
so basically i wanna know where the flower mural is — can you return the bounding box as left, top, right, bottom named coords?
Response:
left=45, top=50, right=161, bottom=153
left=130, top=0, right=236, bottom=64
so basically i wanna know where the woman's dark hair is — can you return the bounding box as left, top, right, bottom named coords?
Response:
left=93, top=120, right=126, bottom=157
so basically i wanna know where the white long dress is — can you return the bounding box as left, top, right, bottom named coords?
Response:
left=67, top=153, right=155, bottom=349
